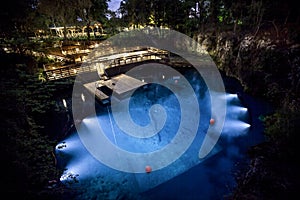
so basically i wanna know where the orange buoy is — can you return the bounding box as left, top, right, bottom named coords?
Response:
left=145, top=165, right=152, bottom=173
left=210, top=118, right=215, bottom=125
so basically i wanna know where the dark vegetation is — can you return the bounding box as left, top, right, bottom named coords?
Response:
left=0, top=53, right=75, bottom=199
left=0, top=0, right=299, bottom=199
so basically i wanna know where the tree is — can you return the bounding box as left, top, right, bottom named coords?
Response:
left=90, top=0, right=110, bottom=24
left=0, top=0, right=39, bottom=38
left=75, top=0, right=93, bottom=40
left=117, top=0, right=206, bottom=34
left=75, top=0, right=109, bottom=40
left=38, top=0, right=77, bottom=40
left=118, top=0, right=147, bottom=28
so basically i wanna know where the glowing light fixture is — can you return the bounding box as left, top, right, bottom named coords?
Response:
left=81, top=93, right=85, bottom=102
left=62, top=99, right=67, bottom=108
left=227, top=93, right=238, bottom=99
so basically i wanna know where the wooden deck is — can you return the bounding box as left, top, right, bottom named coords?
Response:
left=83, top=74, right=147, bottom=103
left=83, top=81, right=110, bottom=104
left=99, top=74, right=147, bottom=99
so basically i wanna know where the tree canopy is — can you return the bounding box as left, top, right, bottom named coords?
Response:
left=117, top=0, right=299, bottom=34
left=0, top=0, right=298, bottom=38
left=0, top=0, right=109, bottom=39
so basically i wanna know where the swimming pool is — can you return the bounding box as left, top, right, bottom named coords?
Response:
left=54, top=65, right=268, bottom=199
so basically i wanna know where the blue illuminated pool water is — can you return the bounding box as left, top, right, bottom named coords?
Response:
left=55, top=68, right=271, bottom=199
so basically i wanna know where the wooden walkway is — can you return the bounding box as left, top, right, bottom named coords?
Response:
left=43, top=47, right=169, bottom=81
left=43, top=47, right=192, bottom=104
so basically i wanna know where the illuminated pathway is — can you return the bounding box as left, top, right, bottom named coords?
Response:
left=43, top=47, right=169, bottom=81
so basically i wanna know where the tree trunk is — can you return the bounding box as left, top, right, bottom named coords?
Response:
left=63, top=22, right=67, bottom=41
left=87, top=21, right=91, bottom=41
left=233, top=17, right=238, bottom=33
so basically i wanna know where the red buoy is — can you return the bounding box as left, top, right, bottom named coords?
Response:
left=210, top=118, right=215, bottom=125
left=145, top=165, right=152, bottom=173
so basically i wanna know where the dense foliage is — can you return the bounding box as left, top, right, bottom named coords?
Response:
left=0, top=53, right=74, bottom=198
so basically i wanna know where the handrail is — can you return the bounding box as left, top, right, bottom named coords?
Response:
left=44, top=48, right=169, bottom=81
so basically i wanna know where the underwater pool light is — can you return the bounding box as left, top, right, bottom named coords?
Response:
left=227, top=93, right=238, bottom=99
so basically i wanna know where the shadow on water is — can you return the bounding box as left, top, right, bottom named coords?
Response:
left=55, top=68, right=273, bottom=200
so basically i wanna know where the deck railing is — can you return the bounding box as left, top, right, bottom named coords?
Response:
left=44, top=48, right=169, bottom=81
